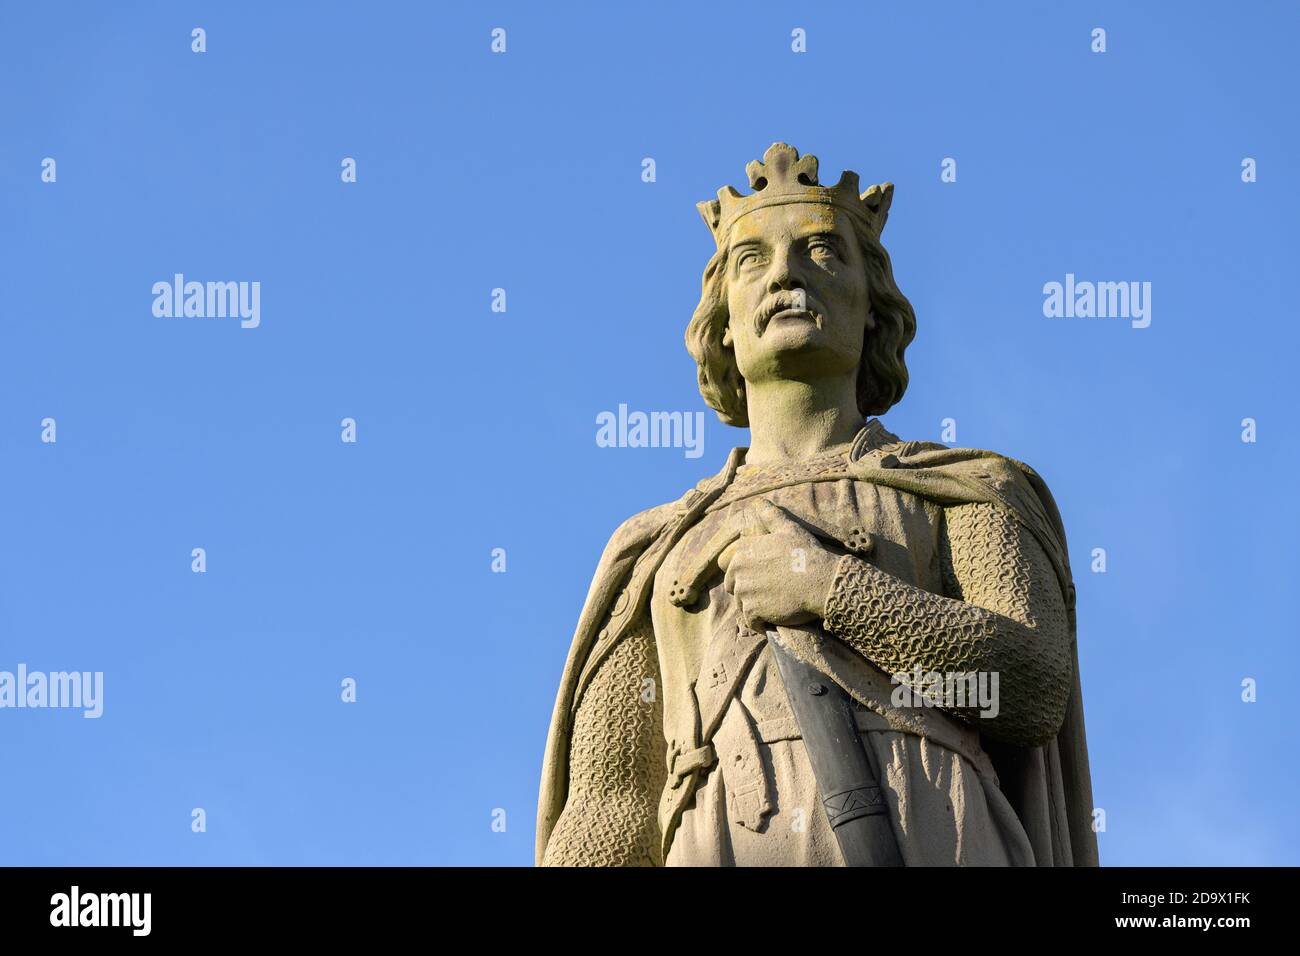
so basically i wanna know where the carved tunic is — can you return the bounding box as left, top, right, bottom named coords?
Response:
left=542, top=427, right=1072, bottom=867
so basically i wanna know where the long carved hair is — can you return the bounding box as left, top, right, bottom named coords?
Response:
left=684, top=217, right=917, bottom=428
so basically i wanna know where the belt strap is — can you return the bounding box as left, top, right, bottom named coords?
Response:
left=667, top=743, right=716, bottom=787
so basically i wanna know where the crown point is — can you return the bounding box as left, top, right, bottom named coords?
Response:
left=697, top=199, right=722, bottom=235
left=699, top=145, right=889, bottom=244
left=831, top=170, right=860, bottom=194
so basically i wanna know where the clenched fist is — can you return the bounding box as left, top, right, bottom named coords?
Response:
left=719, top=499, right=842, bottom=630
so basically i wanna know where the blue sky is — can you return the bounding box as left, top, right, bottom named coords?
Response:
left=1, top=1, right=1296, bottom=866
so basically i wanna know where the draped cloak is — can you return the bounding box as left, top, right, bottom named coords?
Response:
left=536, top=424, right=1098, bottom=866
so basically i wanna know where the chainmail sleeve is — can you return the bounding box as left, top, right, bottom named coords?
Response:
left=540, top=616, right=667, bottom=866
left=822, top=501, right=1072, bottom=747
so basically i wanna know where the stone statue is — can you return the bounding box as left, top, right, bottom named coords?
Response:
left=537, top=143, right=1097, bottom=866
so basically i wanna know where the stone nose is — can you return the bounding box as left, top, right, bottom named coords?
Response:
left=765, top=245, right=806, bottom=296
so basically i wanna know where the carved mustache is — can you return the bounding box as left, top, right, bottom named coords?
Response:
left=754, top=293, right=824, bottom=336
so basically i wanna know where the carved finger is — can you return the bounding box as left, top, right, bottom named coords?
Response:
left=717, top=539, right=740, bottom=572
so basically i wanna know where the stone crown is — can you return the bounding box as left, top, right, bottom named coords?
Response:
left=697, top=142, right=894, bottom=247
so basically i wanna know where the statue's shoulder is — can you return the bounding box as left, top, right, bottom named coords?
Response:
left=872, top=429, right=1044, bottom=489
left=600, top=499, right=680, bottom=563
left=874, top=435, right=1069, bottom=563
left=861, top=426, right=1063, bottom=522
left=599, top=451, right=741, bottom=564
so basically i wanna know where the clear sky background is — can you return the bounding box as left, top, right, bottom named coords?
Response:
left=1, top=1, right=1296, bottom=866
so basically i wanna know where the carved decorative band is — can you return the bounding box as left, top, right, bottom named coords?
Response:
left=823, top=785, right=888, bottom=827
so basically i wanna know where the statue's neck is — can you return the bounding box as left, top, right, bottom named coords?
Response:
left=741, top=377, right=864, bottom=467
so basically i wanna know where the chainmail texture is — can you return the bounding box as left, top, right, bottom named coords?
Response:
left=541, top=615, right=667, bottom=866
left=823, top=501, right=1072, bottom=747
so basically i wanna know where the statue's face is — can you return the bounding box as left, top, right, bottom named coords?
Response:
left=723, top=203, right=871, bottom=391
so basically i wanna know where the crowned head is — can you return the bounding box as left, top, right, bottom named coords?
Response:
left=686, top=143, right=917, bottom=428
